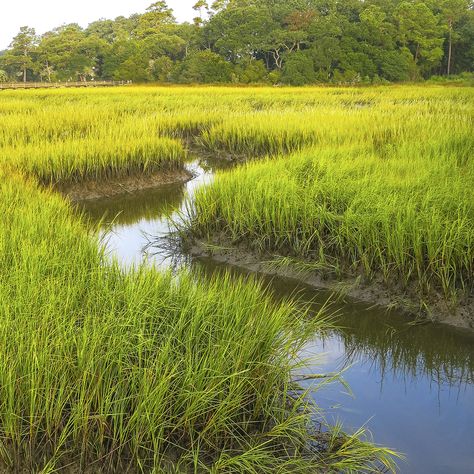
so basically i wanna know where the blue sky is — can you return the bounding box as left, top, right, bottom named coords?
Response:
left=1, top=1, right=196, bottom=49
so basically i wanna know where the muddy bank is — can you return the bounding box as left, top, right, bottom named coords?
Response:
left=55, top=169, right=193, bottom=201
left=187, top=239, right=474, bottom=330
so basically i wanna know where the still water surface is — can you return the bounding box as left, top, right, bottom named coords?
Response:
left=81, top=160, right=474, bottom=474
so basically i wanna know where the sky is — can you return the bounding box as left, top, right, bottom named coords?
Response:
left=0, top=1, right=197, bottom=50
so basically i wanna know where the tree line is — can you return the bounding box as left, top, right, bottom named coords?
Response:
left=1, top=0, right=473, bottom=86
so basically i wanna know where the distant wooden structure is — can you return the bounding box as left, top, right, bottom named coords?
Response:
left=0, top=81, right=131, bottom=91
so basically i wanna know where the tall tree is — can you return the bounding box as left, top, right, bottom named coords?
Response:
left=193, top=1, right=210, bottom=26
left=136, top=1, right=175, bottom=37
left=4, top=27, right=37, bottom=82
left=453, top=7, right=474, bottom=73
left=2, top=0, right=473, bottom=84
left=396, top=1, right=444, bottom=78
left=37, top=25, right=106, bottom=82
left=439, top=0, right=471, bottom=75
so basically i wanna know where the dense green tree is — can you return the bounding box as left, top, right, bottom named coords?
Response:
left=236, top=59, right=269, bottom=83
left=149, top=56, right=174, bottom=81
left=2, top=0, right=473, bottom=85
left=173, top=23, right=201, bottom=58
left=204, top=5, right=274, bottom=62
left=136, top=1, right=176, bottom=38
left=36, top=25, right=107, bottom=81
left=102, top=40, right=149, bottom=82
left=438, top=0, right=471, bottom=74
left=395, top=1, right=444, bottom=78
left=85, top=19, right=117, bottom=43
left=306, top=13, right=343, bottom=80
left=141, top=32, right=185, bottom=60
left=281, top=51, right=315, bottom=85
left=453, top=8, right=474, bottom=73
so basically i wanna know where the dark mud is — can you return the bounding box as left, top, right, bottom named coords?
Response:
left=56, top=169, right=193, bottom=201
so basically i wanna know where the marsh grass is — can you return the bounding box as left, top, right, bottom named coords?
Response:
left=2, top=135, right=185, bottom=184
left=183, top=88, right=474, bottom=306
left=0, top=171, right=398, bottom=472
left=6, top=85, right=464, bottom=470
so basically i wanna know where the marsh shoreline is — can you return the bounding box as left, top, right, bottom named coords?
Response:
left=185, top=238, right=474, bottom=330
left=68, top=157, right=474, bottom=331
left=55, top=168, right=193, bottom=201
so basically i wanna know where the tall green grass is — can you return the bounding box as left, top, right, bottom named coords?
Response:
left=0, top=165, right=397, bottom=467
left=189, top=141, right=474, bottom=302
left=184, top=86, right=474, bottom=307
left=198, top=90, right=473, bottom=157
left=1, top=135, right=184, bottom=184
left=7, top=84, right=469, bottom=469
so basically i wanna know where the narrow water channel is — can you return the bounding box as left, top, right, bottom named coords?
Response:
left=80, top=159, right=474, bottom=474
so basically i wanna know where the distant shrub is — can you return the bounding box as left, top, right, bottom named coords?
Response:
left=426, top=72, right=474, bottom=86
left=236, top=60, right=269, bottom=84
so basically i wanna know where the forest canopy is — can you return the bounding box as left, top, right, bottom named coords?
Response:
left=1, top=0, right=473, bottom=85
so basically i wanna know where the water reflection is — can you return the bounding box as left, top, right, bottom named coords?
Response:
left=84, top=183, right=185, bottom=227
left=79, top=161, right=474, bottom=474
left=192, top=258, right=474, bottom=390
left=80, top=160, right=215, bottom=267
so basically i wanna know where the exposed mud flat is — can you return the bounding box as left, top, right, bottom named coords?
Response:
left=55, top=169, right=193, bottom=202
left=187, top=239, right=474, bottom=330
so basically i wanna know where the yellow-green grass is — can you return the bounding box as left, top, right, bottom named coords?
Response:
left=3, top=85, right=471, bottom=182
left=0, top=169, right=397, bottom=471
left=0, top=86, right=405, bottom=471
left=1, top=135, right=184, bottom=184
left=182, top=87, right=474, bottom=306
left=189, top=137, right=474, bottom=302
left=199, top=90, right=473, bottom=157
left=2, top=84, right=472, bottom=299
left=2, top=83, right=470, bottom=469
